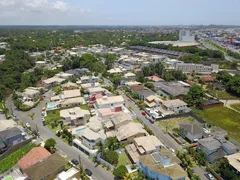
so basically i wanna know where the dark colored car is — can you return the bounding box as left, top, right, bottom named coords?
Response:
left=141, top=112, right=146, bottom=116
left=85, top=168, right=93, bottom=176
left=71, top=159, right=79, bottom=166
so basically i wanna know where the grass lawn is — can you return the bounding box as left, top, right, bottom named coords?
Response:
left=45, top=109, right=61, bottom=123
left=80, top=104, right=90, bottom=110
left=53, top=85, right=62, bottom=95
left=155, top=116, right=194, bottom=133
left=118, top=151, right=131, bottom=166
left=0, top=101, right=4, bottom=110
left=3, top=176, right=14, bottom=180
left=193, top=107, right=240, bottom=142
left=208, top=90, right=238, bottom=100
left=230, top=103, right=240, bottom=112
left=0, top=143, right=36, bottom=173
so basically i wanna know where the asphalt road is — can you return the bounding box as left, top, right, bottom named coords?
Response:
left=6, top=92, right=114, bottom=180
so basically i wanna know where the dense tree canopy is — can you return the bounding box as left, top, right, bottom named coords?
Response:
left=184, top=84, right=205, bottom=106
left=113, top=165, right=128, bottom=180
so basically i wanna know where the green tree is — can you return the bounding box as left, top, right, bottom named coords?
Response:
left=184, top=84, right=204, bottom=106
left=144, top=82, right=154, bottom=90
left=44, top=138, right=57, bottom=153
left=113, top=165, right=128, bottom=180
left=101, top=150, right=119, bottom=166
left=28, top=112, right=35, bottom=121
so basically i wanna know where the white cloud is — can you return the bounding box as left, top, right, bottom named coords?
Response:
left=0, top=0, right=92, bottom=24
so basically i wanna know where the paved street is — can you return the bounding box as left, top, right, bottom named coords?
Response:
left=5, top=92, right=114, bottom=180
left=119, top=91, right=183, bottom=151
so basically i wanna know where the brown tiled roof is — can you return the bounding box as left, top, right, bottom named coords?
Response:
left=18, top=147, right=51, bottom=170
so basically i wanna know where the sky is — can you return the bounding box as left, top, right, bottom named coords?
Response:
left=0, top=0, right=240, bottom=25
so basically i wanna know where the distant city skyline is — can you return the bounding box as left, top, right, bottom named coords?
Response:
left=0, top=0, right=240, bottom=25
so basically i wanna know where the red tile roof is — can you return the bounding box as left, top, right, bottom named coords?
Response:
left=147, top=75, right=164, bottom=82
left=18, top=147, right=51, bottom=170
left=200, top=75, right=215, bottom=82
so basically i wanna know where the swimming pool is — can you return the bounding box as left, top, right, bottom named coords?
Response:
left=75, top=127, right=86, bottom=133
left=47, top=102, right=57, bottom=109
left=150, top=113, right=156, bottom=117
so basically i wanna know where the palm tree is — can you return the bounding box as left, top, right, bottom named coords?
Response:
left=123, top=173, right=133, bottom=180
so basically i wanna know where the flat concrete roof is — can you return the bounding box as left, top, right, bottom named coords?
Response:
left=149, top=41, right=200, bottom=47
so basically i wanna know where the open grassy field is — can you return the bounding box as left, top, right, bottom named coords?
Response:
left=193, top=107, right=240, bottom=142
left=208, top=90, right=238, bottom=100
left=0, top=143, right=36, bottom=173
left=155, top=116, right=194, bottom=133
left=230, top=103, right=240, bottom=112
left=118, top=151, right=131, bottom=166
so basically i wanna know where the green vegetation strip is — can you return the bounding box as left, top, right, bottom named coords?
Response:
left=117, top=152, right=131, bottom=167
left=230, top=103, right=240, bottom=112
left=0, top=143, right=36, bottom=173
left=193, top=107, right=240, bottom=142
left=155, top=116, right=194, bottom=132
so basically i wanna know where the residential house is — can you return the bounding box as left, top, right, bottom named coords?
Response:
left=137, top=149, right=187, bottom=180
left=147, top=76, right=164, bottom=82
left=154, top=81, right=190, bottom=98
left=77, top=127, right=106, bottom=150
left=43, top=77, right=65, bottom=89
left=0, top=127, right=23, bottom=154
left=116, top=122, right=148, bottom=143
left=98, top=106, right=123, bottom=119
left=35, top=61, right=47, bottom=68
left=107, top=68, right=123, bottom=74
left=60, top=107, right=90, bottom=126
left=200, top=75, right=215, bottom=83
left=179, top=121, right=203, bottom=142
left=56, top=167, right=80, bottom=180
left=198, top=135, right=237, bottom=162
left=134, top=68, right=142, bottom=75
left=80, top=76, right=99, bottom=84
left=63, top=89, right=81, bottom=99
left=134, top=88, right=155, bottom=101
left=23, top=87, right=40, bottom=101
left=87, top=87, right=110, bottom=95
left=125, top=135, right=164, bottom=163
left=61, top=82, right=79, bottom=90
left=144, top=95, right=163, bottom=108
left=73, top=120, right=106, bottom=157
left=124, top=72, right=136, bottom=81
left=59, top=97, right=85, bottom=108
left=23, top=153, right=67, bottom=180
left=80, top=82, right=100, bottom=89
left=162, top=99, right=190, bottom=114
left=55, top=72, right=74, bottom=80
left=225, top=153, right=240, bottom=174
left=96, top=95, right=125, bottom=108
left=0, top=119, right=17, bottom=131
left=105, top=112, right=133, bottom=129
left=18, top=147, right=51, bottom=171
left=200, top=99, right=224, bottom=110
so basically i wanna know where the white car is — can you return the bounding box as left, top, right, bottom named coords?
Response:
left=25, top=122, right=31, bottom=128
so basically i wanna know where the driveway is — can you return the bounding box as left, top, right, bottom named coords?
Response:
left=5, top=92, right=114, bottom=180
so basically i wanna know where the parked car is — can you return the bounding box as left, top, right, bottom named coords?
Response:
left=205, top=173, right=214, bottom=180
left=25, top=122, right=30, bottom=128
left=71, top=159, right=79, bottom=166
left=42, top=120, right=46, bottom=126
left=85, top=168, right=93, bottom=176
left=141, top=112, right=146, bottom=116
